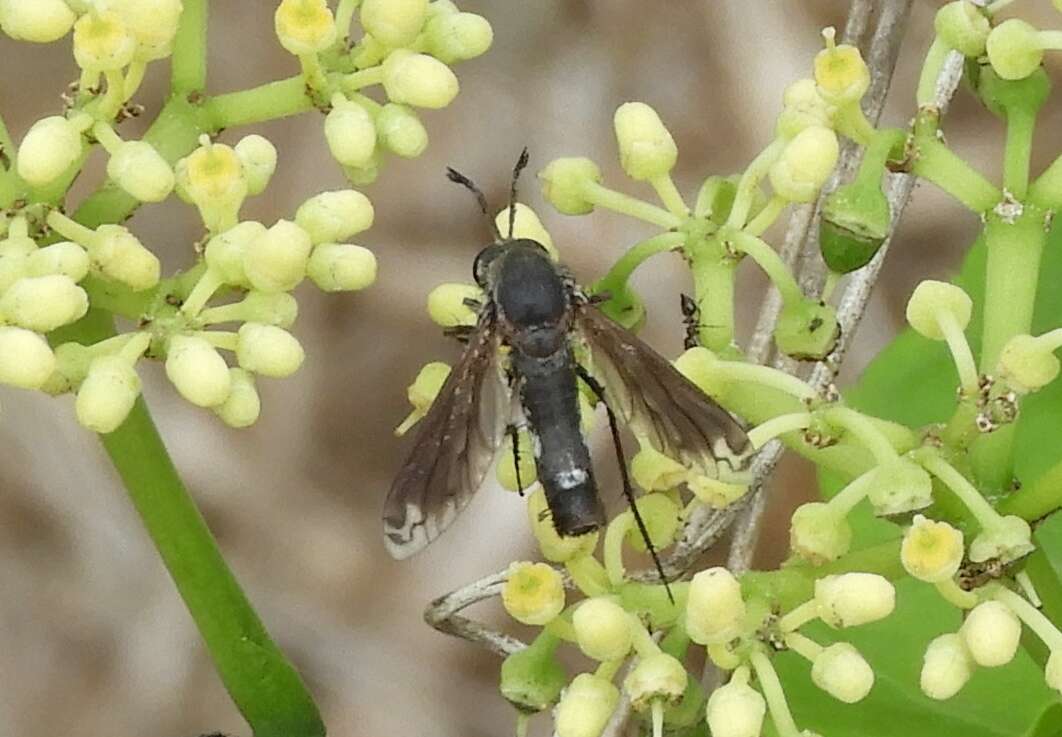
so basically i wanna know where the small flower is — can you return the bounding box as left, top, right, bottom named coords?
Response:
left=630, top=445, right=686, bottom=492
left=426, top=282, right=482, bottom=328
left=866, top=458, right=934, bottom=516
left=790, top=502, right=852, bottom=564
left=572, top=597, right=633, bottom=662
left=986, top=20, right=1043, bottom=81
left=538, top=158, right=602, bottom=215
left=1045, top=650, right=1062, bottom=694
left=360, top=0, right=428, bottom=48
left=165, top=335, right=232, bottom=408
left=527, top=488, right=598, bottom=562
left=496, top=428, right=538, bottom=492
left=89, top=224, right=161, bottom=291
left=203, top=221, right=265, bottom=287
left=295, top=189, right=375, bottom=245
left=502, top=561, right=565, bottom=626
left=705, top=678, right=766, bottom=737
left=235, top=323, right=305, bottom=378
left=625, top=493, right=681, bottom=553
left=274, top=0, right=336, bottom=56
left=613, top=102, right=678, bottom=182
left=961, top=601, right=1022, bottom=667
left=553, top=673, right=620, bottom=737
left=905, top=280, right=972, bottom=341
left=105, top=140, right=175, bottom=203
left=0, top=0, right=75, bottom=43
left=686, top=567, right=746, bottom=645
left=375, top=104, right=429, bottom=159
left=423, top=11, right=493, bottom=64
left=623, top=652, right=688, bottom=710
left=381, top=50, right=459, bottom=109
left=492, top=203, right=556, bottom=258
left=500, top=636, right=567, bottom=713
left=26, top=242, right=90, bottom=282
left=921, top=633, right=974, bottom=700
left=0, top=326, right=55, bottom=389
left=901, top=515, right=964, bottom=583
left=997, top=334, right=1060, bottom=394
left=968, top=514, right=1034, bottom=564
left=213, top=367, right=261, bottom=428
left=234, top=134, right=278, bottom=196
left=75, top=355, right=141, bottom=434
left=176, top=138, right=249, bottom=232
left=768, top=126, right=839, bottom=203
left=776, top=78, right=832, bottom=140
left=16, top=116, right=85, bottom=187
left=810, top=642, right=874, bottom=703
left=94, top=0, right=184, bottom=61
left=306, top=243, right=377, bottom=293
left=0, top=275, right=88, bottom=332
left=243, top=219, right=313, bottom=293
left=325, top=95, right=377, bottom=169
left=814, top=573, right=895, bottom=628
left=395, top=361, right=450, bottom=435
left=934, top=1, right=990, bottom=58
left=813, top=27, right=870, bottom=105
left=72, top=10, right=136, bottom=72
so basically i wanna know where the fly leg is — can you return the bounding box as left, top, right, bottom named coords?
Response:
left=575, top=365, right=674, bottom=603
left=442, top=298, right=484, bottom=343
left=508, top=423, right=526, bottom=497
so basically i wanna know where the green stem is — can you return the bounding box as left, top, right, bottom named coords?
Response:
left=725, top=138, right=785, bottom=230
left=649, top=173, right=689, bottom=218
left=727, top=230, right=803, bottom=306
left=744, top=195, right=786, bottom=237
left=334, top=0, right=360, bottom=40
left=822, top=406, right=899, bottom=465
left=171, top=0, right=209, bottom=95
left=999, top=459, right=1062, bottom=521
left=581, top=181, right=684, bottom=229
left=204, top=76, right=317, bottom=130
left=916, top=37, right=952, bottom=108
left=911, top=136, right=1001, bottom=213
left=1003, top=105, right=1036, bottom=199
left=65, top=310, right=325, bottom=737
left=749, top=650, right=800, bottom=737
left=1029, top=152, right=1062, bottom=209
left=593, top=231, right=684, bottom=297
left=690, top=253, right=736, bottom=350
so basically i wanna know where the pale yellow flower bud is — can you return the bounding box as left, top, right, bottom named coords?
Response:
left=213, top=367, right=261, bottom=428
left=235, top=323, right=305, bottom=378
left=307, top=243, right=377, bottom=292
left=613, top=102, right=678, bottom=182
left=275, top=0, right=336, bottom=55
left=811, top=642, right=874, bottom=703
left=382, top=50, right=459, bottom=109
left=554, top=673, right=619, bottom=737
left=427, top=282, right=481, bottom=328
left=921, top=633, right=974, bottom=700
left=0, top=326, right=55, bottom=389
left=686, top=567, right=745, bottom=645
left=572, top=597, right=632, bottom=662
left=961, top=601, right=1021, bottom=667
left=502, top=561, right=565, bottom=626
left=814, top=573, right=895, bottom=628
left=165, top=335, right=231, bottom=408
left=901, top=515, right=964, bottom=583
left=73, top=10, right=135, bottom=72
left=360, top=0, right=428, bottom=47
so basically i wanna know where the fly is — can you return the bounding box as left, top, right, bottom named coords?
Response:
left=383, top=151, right=752, bottom=591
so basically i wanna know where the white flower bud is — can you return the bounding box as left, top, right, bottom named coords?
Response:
left=395, top=361, right=450, bottom=435
left=295, top=189, right=375, bottom=245
left=165, top=335, right=232, bottom=408
left=527, top=488, right=598, bottom=563
left=424, top=11, right=492, bottom=63
left=235, top=323, right=304, bottom=378
left=502, top=561, right=564, bottom=626
left=1046, top=650, right=1062, bottom=694
left=426, top=282, right=481, bottom=327
left=998, top=334, right=1060, bottom=394
left=986, top=20, right=1043, bottom=81
left=538, top=157, right=602, bottom=215
left=961, top=601, right=1022, bottom=668
left=905, top=280, right=972, bottom=340
left=17, top=116, right=84, bottom=187
left=375, top=103, right=428, bottom=158
left=243, top=219, right=312, bottom=293
left=790, top=502, right=852, bottom=564
left=324, top=97, right=377, bottom=169
left=572, top=597, right=632, bottom=662
left=0, top=275, right=88, bottom=332
left=705, top=680, right=766, bottom=737
left=776, top=78, right=832, bottom=140
left=814, top=573, right=895, bottom=628
left=769, top=126, right=839, bottom=203
left=686, top=567, right=746, bottom=645
left=0, top=0, right=75, bottom=43
left=902, top=515, right=964, bottom=583
left=921, top=633, right=974, bottom=700
left=623, top=652, right=688, bottom=710
left=0, top=326, right=55, bottom=389
left=94, top=0, right=183, bottom=61
left=811, top=642, right=874, bottom=703
left=234, top=135, right=277, bottom=196
left=935, top=1, right=991, bottom=57
left=73, top=10, right=135, bottom=72
left=26, top=241, right=90, bottom=282
left=75, top=355, right=141, bottom=434
left=306, top=243, right=376, bottom=293
left=213, top=367, right=260, bottom=428
left=493, top=203, right=556, bottom=257
left=90, top=224, right=161, bottom=291
left=554, top=673, right=619, bottom=737
left=360, top=0, right=428, bottom=46
left=204, top=221, right=266, bottom=287
left=382, top=50, right=459, bottom=109
left=969, top=515, right=1034, bottom=564
left=613, top=102, right=678, bottom=182
left=107, top=140, right=175, bottom=203
left=274, top=0, right=336, bottom=55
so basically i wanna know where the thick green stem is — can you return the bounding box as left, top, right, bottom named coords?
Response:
left=691, top=254, right=736, bottom=350
left=204, top=76, right=317, bottom=130
left=593, top=232, right=685, bottom=298
left=171, top=0, right=209, bottom=95
left=911, top=137, right=1001, bottom=213
left=1003, top=106, right=1036, bottom=199
left=916, top=37, right=952, bottom=108
left=999, top=459, right=1062, bottom=521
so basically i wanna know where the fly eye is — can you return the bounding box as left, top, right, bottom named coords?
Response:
left=473, top=244, right=503, bottom=286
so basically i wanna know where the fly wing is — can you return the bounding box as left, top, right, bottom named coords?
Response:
left=575, top=303, right=752, bottom=478
left=383, top=313, right=510, bottom=559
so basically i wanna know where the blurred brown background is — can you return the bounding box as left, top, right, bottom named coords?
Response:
left=1, top=1, right=1061, bottom=736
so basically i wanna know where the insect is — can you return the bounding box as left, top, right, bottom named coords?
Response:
left=383, top=151, right=752, bottom=586
left=680, top=293, right=700, bottom=350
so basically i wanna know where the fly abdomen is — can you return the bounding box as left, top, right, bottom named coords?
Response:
left=514, top=346, right=606, bottom=537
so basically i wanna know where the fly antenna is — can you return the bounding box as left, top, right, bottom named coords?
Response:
left=446, top=166, right=503, bottom=241
left=507, top=147, right=530, bottom=239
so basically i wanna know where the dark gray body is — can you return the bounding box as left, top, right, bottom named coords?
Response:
left=488, top=240, right=606, bottom=536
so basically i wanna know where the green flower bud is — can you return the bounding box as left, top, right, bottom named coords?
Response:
left=243, top=219, right=312, bottom=293
left=554, top=673, right=619, bottom=737
left=624, top=652, right=688, bottom=710
left=496, top=428, right=537, bottom=492
left=968, top=514, right=1034, bottom=563
left=236, top=323, right=305, bottom=378
left=527, top=488, right=598, bottom=562
left=986, top=20, right=1043, bottom=81
left=686, top=567, right=745, bottom=645
left=274, top=0, right=336, bottom=55
left=494, top=203, right=557, bottom=259
left=776, top=78, right=832, bottom=140
left=935, top=2, right=990, bottom=57
left=774, top=300, right=839, bottom=360
left=572, top=597, right=633, bottom=662
left=426, top=282, right=482, bottom=328
left=0, top=326, right=55, bottom=389
left=502, top=561, right=565, bottom=626
left=866, top=458, right=933, bottom=516
left=360, top=0, right=428, bottom=48
left=0, top=0, right=74, bottom=42
left=234, top=134, right=277, bottom=196
left=905, top=280, right=972, bottom=340
left=814, top=29, right=870, bottom=105
left=73, top=10, right=135, bottom=72
left=705, top=680, right=766, bottom=737
left=500, top=636, right=567, bottom=713
left=819, top=177, right=890, bottom=273
left=0, top=275, right=88, bottom=332
left=769, top=126, right=839, bottom=203
left=94, top=0, right=183, bottom=61
left=630, top=445, right=686, bottom=492
left=75, top=355, right=140, bottom=434
left=395, top=361, right=450, bottom=435
left=961, top=601, right=1021, bottom=667
left=1045, top=651, right=1062, bottom=694
left=998, top=334, right=1060, bottom=394
left=539, top=157, right=602, bottom=215
left=325, top=96, right=377, bottom=169
left=106, top=140, right=175, bottom=203
left=625, top=493, right=680, bottom=553
left=89, top=224, right=161, bottom=291
left=25, top=242, right=90, bottom=282
left=307, top=243, right=377, bottom=293
left=204, top=221, right=266, bottom=287
left=165, top=335, right=232, bottom=408
left=901, top=515, right=964, bottom=584
left=17, top=116, right=84, bottom=187
left=382, top=50, right=459, bottom=109
left=814, top=573, right=895, bottom=628
left=213, top=367, right=260, bottom=428
left=811, top=642, right=874, bottom=703
left=375, top=103, right=428, bottom=158
left=295, top=189, right=375, bottom=245
left=613, top=102, right=678, bottom=182
left=424, top=11, right=493, bottom=64
left=790, top=502, right=851, bottom=564
left=921, top=633, right=974, bottom=700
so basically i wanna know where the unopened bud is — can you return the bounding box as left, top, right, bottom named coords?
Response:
left=0, top=326, right=55, bottom=389
left=814, top=573, right=895, bottom=628
left=307, top=243, right=377, bottom=292
left=165, top=335, right=231, bottom=408
left=382, top=50, right=459, bottom=109
left=17, top=116, right=84, bottom=187
left=768, top=126, right=839, bottom=203
left=243, top=219, right=312, bottom=293
left=213, top=367, right=261, bottom=428
left=921, top=633, right=974, bottom=700
left=686, top=567, right=745, bottom=645
left=613, top=102, right=678, bottom=182
left=75, top=355, right=141, bottom=433
left=572, top=597, right=633, bottom=662
left=375, top=103, right=428, bottom=158
left=0, top=275, right=88, bottom=332
left=961, top=601, right=1021, bottom=667
left=424, top=11, right=492, bottom=64
left=539, top=157, right=601, bottom=215
left=235, top=323, right=304, bottom=378
left=811, top=642, right=874, bottom=703
left=234, top=134, right=277, bottom=196
left=554, top=673, right=619, bottom=737
left=360, top=0, right=428, bottom=47
left=295, top=189, right=374, bottom=245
